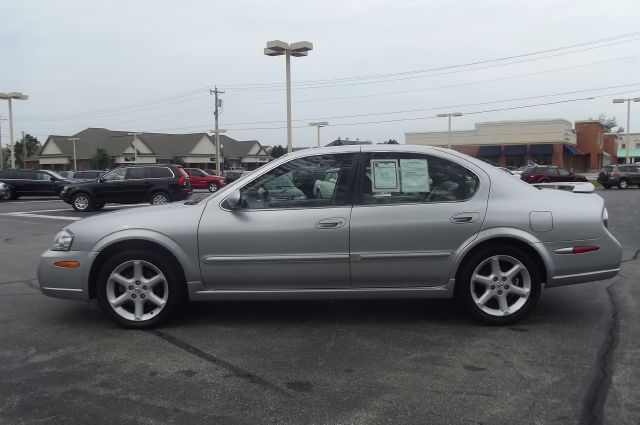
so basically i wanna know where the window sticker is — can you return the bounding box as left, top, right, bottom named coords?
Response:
left=400, top=158, right=429, bottom=192
left=371, top=159, right=400, bottom=193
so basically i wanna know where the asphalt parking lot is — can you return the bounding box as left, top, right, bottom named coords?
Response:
left=1, top=190, right=639, bottom=425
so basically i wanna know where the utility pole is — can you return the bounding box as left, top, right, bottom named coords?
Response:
left=21, top=131, right=27, bottom=168
left=210, top=87, right=225, bottom=176
left=0, top=116, right=5, bottom=170
left=68, top=137, right=80, bottom=170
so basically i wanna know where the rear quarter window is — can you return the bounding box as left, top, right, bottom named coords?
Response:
left=147, top=167, right=174, bottom=178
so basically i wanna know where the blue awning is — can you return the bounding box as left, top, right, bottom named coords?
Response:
left=503, top=145, right=527, bottom=156
left=563, top=144, right=584, bottom=155
left=477, top=146, right=501, bottom=157
left=529, top=144, right=553, bottom=155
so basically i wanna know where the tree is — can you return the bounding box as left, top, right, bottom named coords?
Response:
left=598, top=114, right=624, bottom=133
left=90, top=148, right=110, bottom=170
left=14, top=134, right=41, bottom=168
left=270, top=145, right=287, bottom=158
left=383, top=139, right=399, bottom=144
left=171, top=156, right=184, bottom=166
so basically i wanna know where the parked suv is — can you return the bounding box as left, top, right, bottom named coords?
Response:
left=520, top=166, right=587, bottom=184
left=184, top=168, right=226, bottom=192
left=0, top=169, right=72, bottom=200
left=598, top=164, right=640, bottom=189
left=60, top=164, right=191, bottom=212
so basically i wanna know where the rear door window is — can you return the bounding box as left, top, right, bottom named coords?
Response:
left=147, top=167, right=174, bottom=178
left=126, top=167, right=147, bottom=179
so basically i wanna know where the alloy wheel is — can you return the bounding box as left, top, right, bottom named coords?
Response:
left=152, top=194, right=168, bottom=204
left=208, top=183, right=218, bottom=192
left=74, top=195, right=90, bottom=211
left=106, top=260, right=169, bottom=322
left=469, top=255, right=531, bottom=317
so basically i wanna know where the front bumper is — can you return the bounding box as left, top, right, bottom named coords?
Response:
left=38, top=249, right=98, bottom=301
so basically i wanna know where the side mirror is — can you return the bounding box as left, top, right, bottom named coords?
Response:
left=224, top=189, right=243, bottom=210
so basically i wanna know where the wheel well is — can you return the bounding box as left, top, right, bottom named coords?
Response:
left=88, top=239, right=186, bottom=299
left=455, top=237, right=548, bottom=287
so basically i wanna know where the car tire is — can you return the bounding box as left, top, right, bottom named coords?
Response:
left=3, top=187, right=15, bottom=200
left=96, top=250, right=186, bottom=329
left=71, top=192, right=93, bottom=212
left=208, top=182, right=219, bottom=192
left=456, top=245, right=541, bottom=325
left=618, top=179, right=629, bottom=189
left=150, top=192, right=169, bottom=205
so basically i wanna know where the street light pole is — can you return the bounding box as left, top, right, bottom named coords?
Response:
left=437, top=112, right=463, bottom=149
left=309, top=121, right=329, bottom=147
left=0, top=92, right=29, bottom=169
left=68, top=138, right=80, bottom=170
left=264, top=40, right=313, bottom=153
left=612, top=97, right=640, bottom=163
left=0, top=116, right=4, bottom=170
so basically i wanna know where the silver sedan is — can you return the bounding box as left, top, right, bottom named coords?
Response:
left=38, top=145, right=622, bottom=328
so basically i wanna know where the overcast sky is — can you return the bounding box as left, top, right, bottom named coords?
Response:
left=2, top=0, right=640, bottom=148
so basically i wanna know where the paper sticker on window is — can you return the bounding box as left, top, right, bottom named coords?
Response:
left=371, top=159, right=400, bottom=192
left=400, top=159, right=429, bottom=192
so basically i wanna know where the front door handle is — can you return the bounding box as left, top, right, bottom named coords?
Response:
left=451, top=212, right=480, bottom=224
left=316, top=218, right=347, bottom=229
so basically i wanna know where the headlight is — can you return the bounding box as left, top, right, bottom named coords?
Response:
left=602, top=208, right=609, bottom=228
left=51, top=229, right=74, bottom=251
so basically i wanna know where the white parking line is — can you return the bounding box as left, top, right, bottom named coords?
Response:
left=0, top=204, right=146, bottom=221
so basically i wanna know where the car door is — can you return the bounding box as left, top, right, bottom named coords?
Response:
left=94, top=167, right=128, bottom=203
left=198, top=152, right=356, bottom=290
left=350, top=151, right=488, bottom=287
left=187, top=168, right=205, bottom=189
left=34, top=171, right=58, bottom=195
left=124, top=167, right=151, bottom=202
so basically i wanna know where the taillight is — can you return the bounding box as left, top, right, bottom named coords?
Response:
left=178, top=176, right=188, bottom=187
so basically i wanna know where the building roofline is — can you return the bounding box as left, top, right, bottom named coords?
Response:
left=475, top=118, right=572, bottom=126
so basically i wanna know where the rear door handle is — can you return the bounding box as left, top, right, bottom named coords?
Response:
left=451, top=212, right=480, bottom=224
left=316, top=218, right=347, bottom=229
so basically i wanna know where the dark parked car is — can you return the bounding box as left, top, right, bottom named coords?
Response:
left=0, top=169, right=72, bottom=200
left=60, top=164, right=191, bottom=212
left=184, top=168, right=226, bottom=192
left=597, top=164, right=640, bottom=189
left=66, top=170, right=106, bottom=182
left=520, top=166, right=588, bottom=184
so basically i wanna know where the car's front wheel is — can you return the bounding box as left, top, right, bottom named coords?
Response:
left=457, top=245, right=541, bottom=325
left=96, top=250, right=185, bottom=328
left=71, top=193, right=93, bottom=212
left=618, top=179, right=629, bottom=189
left=208, top=182, right=219, bottom=192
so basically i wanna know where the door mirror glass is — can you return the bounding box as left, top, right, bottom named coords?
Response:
left=224, top=189, right=243, bottom=210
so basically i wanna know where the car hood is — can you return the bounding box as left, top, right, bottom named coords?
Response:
left=65, top=200, right=208, bottom=251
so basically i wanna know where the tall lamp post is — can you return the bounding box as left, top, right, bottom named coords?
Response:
left=264, top=40, right=313, bottom=153
left=612, top=97, right=640, bottom=164
left=309, top=121, right=329, bottom=147
left=437, top=112, right=463, bottom=150
left=0, top=92, right=29, bottom=169
left=209, top=129, right=226, bottom=175
left=68, top=138, right=80, bottom=170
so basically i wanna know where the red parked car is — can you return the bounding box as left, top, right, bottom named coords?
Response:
left=520, top=166, right=588, bottom=184
left=184, top=168, right=226, bottom=192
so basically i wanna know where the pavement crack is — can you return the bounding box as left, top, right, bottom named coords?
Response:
left=579, top=281, right=620, bottom=425
left=621, top=248, right=640, bottom=263
left=148, top=329, right=293, bottom=399
left=0, top=278, right=38, bottom=286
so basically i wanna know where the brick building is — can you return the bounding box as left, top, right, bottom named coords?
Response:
left=405, top=119, right=617, bottom=171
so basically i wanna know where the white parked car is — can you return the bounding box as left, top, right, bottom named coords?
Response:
left=313, top=169, right=338, bottom=199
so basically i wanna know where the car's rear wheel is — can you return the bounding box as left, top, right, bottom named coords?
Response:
left=71, top=193, right=93, bottom=212
left=96, top=250, right=185, bottom=328
left=618, top=179, right=629, bottom=189
left=150, top=192, right=169, bottom=205
left=208, top=182, right=219, bottom=192
left=457, top=245, right=541, bottom=325
left=3, top=187, right=15, bottom=200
